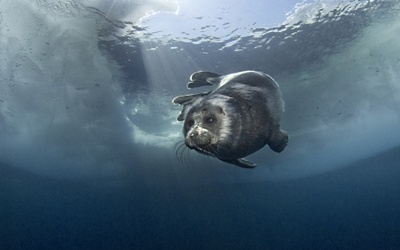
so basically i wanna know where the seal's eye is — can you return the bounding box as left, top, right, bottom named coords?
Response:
left=206, top=117, right=215, bottom=124
left=187, top=120, right=195, bottom=127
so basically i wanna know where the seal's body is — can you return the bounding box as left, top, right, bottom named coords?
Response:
left=172, top=70, right=288, bottom=168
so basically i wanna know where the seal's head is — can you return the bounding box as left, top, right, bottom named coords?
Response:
left=183, top=96, right=233, bottom=156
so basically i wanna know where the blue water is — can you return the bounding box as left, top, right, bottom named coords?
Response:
left=1, top=0, right=400, bottom=249
left=1, top=147, right=400, bottom=249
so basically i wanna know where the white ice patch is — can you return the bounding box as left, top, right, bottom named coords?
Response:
left=130, top=123, right=179, bottom=148
left=0, top=0, right=131, bottom=178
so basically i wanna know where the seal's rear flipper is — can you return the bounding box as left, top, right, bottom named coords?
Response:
left=188, top=71, right=221, bottom=88
left=172, top=92, right=210, bottom=105
left=269, top=130, right=289, bottom=153
left=221, top=158, right=257, bottom=169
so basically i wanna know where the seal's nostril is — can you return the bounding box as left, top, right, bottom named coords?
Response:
left=190, top=131, right=198, bottom=138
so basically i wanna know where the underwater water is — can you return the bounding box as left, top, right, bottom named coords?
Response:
left=1, top=0, right=400, bottom=249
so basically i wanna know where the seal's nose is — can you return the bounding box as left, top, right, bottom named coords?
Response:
left=190, top=130, right=198, bottom=138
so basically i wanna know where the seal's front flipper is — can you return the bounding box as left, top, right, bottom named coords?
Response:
left=172, top=92, right=210, bottom=105
left=269, top=129, right=289, bottom=153
left=221, top=158, right=257, bottom=169
left=187, top=71, right=221, bottom=88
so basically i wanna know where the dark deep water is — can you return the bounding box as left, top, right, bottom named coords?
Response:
left=1, top=0, right=400, bottom=249
left=1, top=146, right=400, bottom=249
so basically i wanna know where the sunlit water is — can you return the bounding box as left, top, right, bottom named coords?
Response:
left=1, top=0, right=400, bottom=249
left=1, top=0, right=399, bottom=181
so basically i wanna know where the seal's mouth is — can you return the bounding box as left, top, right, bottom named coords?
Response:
left=185, top=136, right=213, bottom=156
left=184, top=126, right=220, bottom=157
left=188, top=144, right=215, bottom=157
left=185, top=139, right=211, bottom=152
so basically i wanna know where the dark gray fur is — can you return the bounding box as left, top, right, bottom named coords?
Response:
left=172, top=70, right=289, bottom=168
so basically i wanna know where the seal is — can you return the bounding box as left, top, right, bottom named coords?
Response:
left=172, top=70, right=289, bottom=168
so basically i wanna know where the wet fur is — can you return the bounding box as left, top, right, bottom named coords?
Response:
left=172, top=70, right=289, bottom=168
